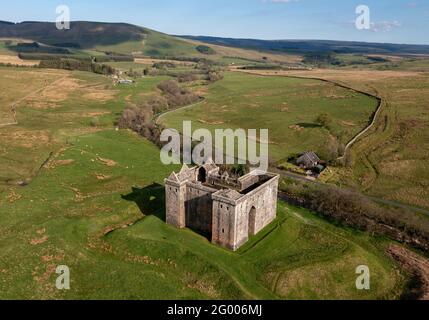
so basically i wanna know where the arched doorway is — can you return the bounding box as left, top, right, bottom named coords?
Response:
left=248, top=206, right=257, bottom=237
left=198, top=167, right=207, bottom=183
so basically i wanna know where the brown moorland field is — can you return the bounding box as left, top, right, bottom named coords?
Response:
left=181, top=38, right=302, bottom=64
left=0, top=54, right=39, bottom=66
left=0, top=68, right=67, bottom=125
left=0, top=67, right=118, bottom=188
left=237, top=68, right=429, bottom=209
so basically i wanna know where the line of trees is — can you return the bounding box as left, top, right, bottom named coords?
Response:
left=118, top=104, right=164, bottom=147
left=157, top=79, right=201, bottom=108
left=38, top=58, right=115, bottom=75
left=280, top=178, right=429, bottom=252
left=118, top=79, right=201, bottom=145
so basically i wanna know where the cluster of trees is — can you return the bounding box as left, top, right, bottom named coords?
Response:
left=18, top=52, right=92, bottom=61
left=39, top=59, right=115, bottom=75
left=94, top=54, right=134, bottom=63
left=316, top=135, right=345, bottom=164
left=19, top=51, right=132, bottom=63
left=118, top=104, right=164, bottom=147
left=280, top=178, right=429, bottom=252
left=239, top=64, right=283, bottom=70
left=157, top=80, right=201, bottom=108
left=141, top=55, right=211, bottom=64
left=118, top=63, right=224, bottom=147
left=206, top=70, right=224, bottom=82
left=314, top=113, right=346, bottom=163
left=303, top=52, right=341, bottom=66
left=118, top=79, right=201, bottom=145
left=149, top=57, right=224, bottom=83
left=193, top=59, right=224, bottom=82
left=153, top=61, right=176, bottom=69
left=177, top=73, right=198, bottom=83
left=13, top=42, right=70, bottom=54
left=124, top=68, right=149, bottom=78
left=196, top=45, right=216, bottom=55
left=51, top=43, right=81, bottom=49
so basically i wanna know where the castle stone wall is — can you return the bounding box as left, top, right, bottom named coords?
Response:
left=165, top=180, right=187, bottom=228
left=211, top=200, right=237, bottom=250
left=185, top=183, right=217, bottom=235
left=165, top=165, right=279, bottom=251
left=233, top=176, right=279, bottom=249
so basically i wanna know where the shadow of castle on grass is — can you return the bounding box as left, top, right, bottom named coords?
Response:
left=121, top=183, right=166, bottom=221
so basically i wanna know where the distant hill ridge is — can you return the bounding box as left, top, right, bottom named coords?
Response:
left=179, top=35, right=429, bottom=55
left=2, top=20, right=429, bottom=56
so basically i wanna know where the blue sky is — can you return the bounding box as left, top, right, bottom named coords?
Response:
left=1, top=0, right=428, bottom=44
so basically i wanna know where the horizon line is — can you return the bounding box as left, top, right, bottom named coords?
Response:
left=2, top=19, right=429, bottom=47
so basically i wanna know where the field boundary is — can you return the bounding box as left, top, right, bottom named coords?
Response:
left=153, top=99, right=205, bottom=126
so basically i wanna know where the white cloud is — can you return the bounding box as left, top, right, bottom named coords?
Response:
left=370, top=20, right=402, bottom=32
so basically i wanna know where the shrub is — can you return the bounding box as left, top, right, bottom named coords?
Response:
left=94, top=54, right=133, bottom=63
left=118, top=104, right=164, bottom=146
left=14, top=42, right=70, bottom=54
left=207, top=71, right=224, bottom=82
left=315, top=113, right=333, bottom=129
left=177, top=73, right=198, bottom=83
left=157, top=80, right=200, bottom=108
left=196, top=45, right=216, bottom=55
left=90, top=117, right=100, bottom=127
left=153, top=61, right=176, bottom=69
left=147, top=96, right=169, bottom=114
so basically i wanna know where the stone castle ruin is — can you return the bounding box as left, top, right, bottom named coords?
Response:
left=165, top=161, right=279, bottom=251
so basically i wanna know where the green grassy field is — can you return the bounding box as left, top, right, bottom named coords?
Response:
left=0, top=66, right=406, bottom=299
left=241, top=68, right=429, bottom=210
left=0, top=129, right=404, bottom=299
left=0, top=66, right=173, bottom=188
left=160, top=72, right=378, bottom=162
left=0, top=41, right=13, bottom=55
left=0, top=68, right=64, bottom=123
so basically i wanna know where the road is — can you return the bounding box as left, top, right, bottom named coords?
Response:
left=153, top=99, right=205, bottom=126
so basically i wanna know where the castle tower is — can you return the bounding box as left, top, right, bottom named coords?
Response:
left=165, top=164, right=192, bottom=228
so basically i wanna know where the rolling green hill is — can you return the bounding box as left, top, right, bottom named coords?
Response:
left=0, top=21, right=200, bottom=57
left=0, top=21, right=303, bottom=64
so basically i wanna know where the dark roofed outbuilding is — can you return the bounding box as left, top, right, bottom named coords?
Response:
left=296, top=151, right=320, bottom=169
